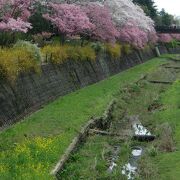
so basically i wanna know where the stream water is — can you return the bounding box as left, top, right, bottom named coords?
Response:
left=121, top=121, right=155, bottom=179
left=122, top=147, right=143, bottom=180
left=107, top=146, right=120, bottom=173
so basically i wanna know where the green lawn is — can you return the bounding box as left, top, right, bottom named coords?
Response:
left=0, top=57, right=168, bottom=179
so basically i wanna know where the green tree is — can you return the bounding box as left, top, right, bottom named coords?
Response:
left=133, top=0, right=158, bottom=20
left=29, top=1, right=53, bottom=34
left=158, top=8, right=174, bottom=26
left=174, top=16, right=180, bottom=26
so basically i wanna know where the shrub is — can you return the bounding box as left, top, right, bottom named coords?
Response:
left=105, top=43, right=122, bottom=59
left=90, top=42, right=104, bottom=53
left=68, top=45, right=96, bottom=61
left=42, top=45, right=69, bottom=64
left=166, top=39, right=180, bottom=48
left=0, top=32, right=30, bottom=47
left=0, top=32, right=16, bottom=47
left=14, top=41, right=42, bottom=63
left=32, top=32, right=53, bottom=47
left=122, top=44, right=132, bottom=55
left=32, top=34, right=44, bottom=47
left=0, top=47, right=40, bottom=82
left=82, top=45, right=96, bottom=61
left=42, top=44, right=96, bottom=64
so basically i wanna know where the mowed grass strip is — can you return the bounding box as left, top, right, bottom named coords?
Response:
left=0, top=57, right=167, bottom=179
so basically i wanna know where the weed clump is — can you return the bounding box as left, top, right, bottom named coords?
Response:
left=137, top=156, right=158, bottom=180
left=157, top=123, right=175, bottom=152
left=148, top=99, right=163, bottom=112
left=147, top=146, right=158, bottom=157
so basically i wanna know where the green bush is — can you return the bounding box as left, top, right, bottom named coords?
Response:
left=0, top=32, right=32, bottom=47
left=90, top=42, right=104, bottom=53
left=164, top=40, right=178, bottom=49
left=170, top=39, right=180, bottom=48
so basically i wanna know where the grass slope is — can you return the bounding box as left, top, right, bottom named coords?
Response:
left=0, top=57, right=167, bottom=179
left=59, top=72, right=170, bottom=179
left=59, top=59, right=180, bottom=180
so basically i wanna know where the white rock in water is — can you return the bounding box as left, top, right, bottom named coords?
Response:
left=122, top=163, right=137, bottom=180
left=133, top=124, right=151, bottom=136
left=132, top=149, right=142, bottom=156
left=108, top=162, right=117, bottom=172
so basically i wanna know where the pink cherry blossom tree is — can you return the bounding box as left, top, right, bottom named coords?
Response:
left=158, top=34, right=173, bottom=43
left=84, top=3, right=118, bottom=43
left=43, top=3, right=95, bottom=43
left=67, top=0, right=155, bottom=32
left=118, top=22, right=149, bottom=49
left=0, top=0, right=33, bottom=32
left=55, top=0, right=157, bottom=47
left=171, top=34, right=180, bottom=41
left=147, top=29, right=158, bottom=44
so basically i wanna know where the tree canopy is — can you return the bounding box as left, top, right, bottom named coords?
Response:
left=133, top=0, right=178, bottom=26
left=133, top=0, right=158, bottom=20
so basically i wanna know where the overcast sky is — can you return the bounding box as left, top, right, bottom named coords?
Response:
left=154, top=0, right=180, bottom=16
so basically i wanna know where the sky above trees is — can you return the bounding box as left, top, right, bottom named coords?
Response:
left=154, top=0, right=180, bottom=16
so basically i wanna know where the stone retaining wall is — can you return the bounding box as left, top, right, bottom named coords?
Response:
left=0, top=46, right=179, bottom=128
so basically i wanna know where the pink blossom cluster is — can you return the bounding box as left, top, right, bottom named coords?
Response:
left=158, top=33, right=180, bottom=43
left=43, top=3, right=95, bottom=37
left=0, top=18, right=32, bottom=33
left=0, top=0, right=33, bottom=32
left=171, top=34, right=180, bottom=41
left=148, top=29, right=158, bottom=44
left=118, top=23, right=149, bottom=49
left=158, top=34, right=173, bottom=43
left=117, top=20, right=158, bottom=49
left=84, top=4, right=119, bottom=43
left=43, top=3, right=119, bottom=43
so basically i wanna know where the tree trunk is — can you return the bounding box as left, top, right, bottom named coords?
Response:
left=60, top=34, right=65, bottom=45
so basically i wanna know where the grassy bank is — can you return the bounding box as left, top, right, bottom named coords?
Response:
left=58, top=57, right=180, bottom=180
left=0, top=57, right=168, bottom=179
